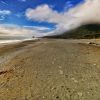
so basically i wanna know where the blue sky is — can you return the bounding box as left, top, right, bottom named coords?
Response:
left=0, top=0, right=85, bottom=37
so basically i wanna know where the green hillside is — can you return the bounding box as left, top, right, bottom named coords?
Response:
left=44, top=24, right=100, bottom=39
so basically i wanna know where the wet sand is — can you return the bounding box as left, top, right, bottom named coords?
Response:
left=0, top=39, right=100, bottom=100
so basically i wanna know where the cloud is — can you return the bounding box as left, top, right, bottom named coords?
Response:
left=0, top=10, right=11, bottom=20
left=26, top=5, right=63, bottom=24
left=0, top=15, right=5, bottom=20
left=25, top=4, right=82, bottom=36
left=25, top=0, right=100, bottom=36
left=0, top=24, right=52, bottom=38
left=0, top=10, right=11, bottom=15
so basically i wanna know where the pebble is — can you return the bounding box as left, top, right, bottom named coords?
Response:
left=93, top=64, right=97, bottom=66
left=42, top=96, right=45, bottom=98
left=51, top=87, right=56, bottom=90
left=52, top=61, right=55, bottom=64
left=65, top=74, right=68, bottom=78
left=77, top=92, right=83, bottom=97
left=59, top=70, right=63, bottom=75
left=71, top=78, right=78, bottom=83
left=56, top=96, right=59, bottom=99
left=58, top=66, right=62, bottom=69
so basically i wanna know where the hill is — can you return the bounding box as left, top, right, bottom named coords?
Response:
left=44, top=24, right=100, bottom=39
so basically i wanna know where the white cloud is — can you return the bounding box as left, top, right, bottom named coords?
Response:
left=0, top=24, right=52, bottom=38
left=26, top=5, right=63, bottom=24
left=0, top=10, right=11, bottom=20
left=25, top=0, right=100, bottom=36
left=0, top=10, right=11, bottom=21
left=0, top=10, right=11, bottom=15
left=25, top=4, right=82, bottom=36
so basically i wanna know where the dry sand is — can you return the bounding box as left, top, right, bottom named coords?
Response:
left=0, top=39, right=100, bottom=100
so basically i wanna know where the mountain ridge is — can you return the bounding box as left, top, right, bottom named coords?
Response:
left=43, top=24, right=100, bottom=39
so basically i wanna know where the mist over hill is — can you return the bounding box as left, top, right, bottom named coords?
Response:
left=43, top=24, right=100, bottom=39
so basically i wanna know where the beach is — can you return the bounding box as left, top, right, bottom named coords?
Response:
left=0, top=39, right=100, bottom=100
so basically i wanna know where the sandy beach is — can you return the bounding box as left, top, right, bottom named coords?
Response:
left=0, top=39, right=100, bottom=100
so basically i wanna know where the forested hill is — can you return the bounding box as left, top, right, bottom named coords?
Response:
left=43, top=24, right=100, bottom=39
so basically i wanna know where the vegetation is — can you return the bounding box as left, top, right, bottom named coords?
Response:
left=44, top=24, right=100, bottom=39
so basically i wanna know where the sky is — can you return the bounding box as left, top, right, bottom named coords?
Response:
left=0, top=0, right=85, bottom=37
left=0, top=0, right=84, bottom=25
left=0, top=0, right=99, bottom=38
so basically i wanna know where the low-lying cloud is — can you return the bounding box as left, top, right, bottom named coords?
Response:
left=0, top=24, right=53, bottom=38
